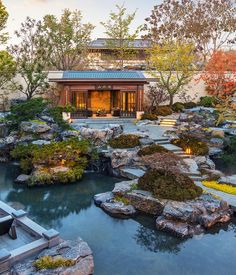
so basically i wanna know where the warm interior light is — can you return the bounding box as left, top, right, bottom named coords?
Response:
left=186, top=148, right=191, bottom=155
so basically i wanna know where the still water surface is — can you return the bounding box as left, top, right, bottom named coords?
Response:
left=0, top=163, right=236, bottom=275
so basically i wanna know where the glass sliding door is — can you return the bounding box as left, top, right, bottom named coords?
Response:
left=120, top=91, right=136, bottom=118
left=71, top=90, right=88, bottom=118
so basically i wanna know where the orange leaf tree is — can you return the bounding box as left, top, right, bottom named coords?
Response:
left=201, top=50, right=236, bottom=99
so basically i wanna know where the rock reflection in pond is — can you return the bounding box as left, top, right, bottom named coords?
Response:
left=134, top=215, right=186, bottom=254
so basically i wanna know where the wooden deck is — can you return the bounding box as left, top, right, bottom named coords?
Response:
left=0, top=224, right=38, bottom=251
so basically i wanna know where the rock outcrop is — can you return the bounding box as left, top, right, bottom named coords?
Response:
left=11, top=238, right=94, bottom=275
left=156, top=193, right=232, bottom=238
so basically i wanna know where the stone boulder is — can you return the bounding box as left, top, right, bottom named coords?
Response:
left=108, top=124, right=123, bottom=136
left=156, top=216, right=204, bottom=238
left=112, top=179, right=138, bottom=196
left=0, top=123, right=8, bottom=138
left=124, top=190, right=165, bottom=216
left=94, top=192, right=114, bottom=206
left=32, top=140, right=51, bottom=146
left=200, top=168, right=224, bottom=180
left=15, top=174, right=31, bottom=184
left=20, top=121, right=51, bottom=134
left=11, top=238, right=94, bottom=275
left=219, top=175, right=236, bottom=187
left=193, top=156, right=216, bottom=170
left=139, top=137, right=154, bottom=146
left=211, top=129, right=224, bottom=139
left=61, top=130, right=80, bottom=140
left=101, top=201, right=136, bottom=218
left=156, top=193, right=232, bottom=238
left=79, top=127, right=114, bottom=145
left=110, top=149, right=139, bottom=169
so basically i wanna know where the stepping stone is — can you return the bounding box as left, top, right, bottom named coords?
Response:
left=120, top=168, right=145, bottom=180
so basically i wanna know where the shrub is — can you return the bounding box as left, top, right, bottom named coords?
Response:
left=153, top=106, right=173, bottom=116
left=11, top=138, right=91, bottom=185
left=184, top=102, right=197, bottom=109
left=199, top=96, right=217, bottom=107
left=6, top=98, right=47, bottom=128
left=140, top=113, right=158, bottom=121
left=138, top=144, right=168, bottom=156
left=171, top=136, right=209, bottom=156
left=108, top=134, right=140, bottom=148
left=34, top=256, right=75, bottom=270
left=172, top=102, right=185, bottom=112
left=48, top=105, right=74, bottom=130
left=141, top=151, right=187, bottom=174
left=138, top=169, right=203, bottom=201
left=202, top=180, right=236, bottom=195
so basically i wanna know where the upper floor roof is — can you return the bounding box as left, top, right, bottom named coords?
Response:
left=89, top=38, right=151, bottom=49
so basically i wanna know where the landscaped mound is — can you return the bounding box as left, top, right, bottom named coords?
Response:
left=138, top=169, right=203, bottom=201
left=138, top=144, right=168, bottom=156
left=11, top=137, right=92, bottom=185
left=171, top=136, right=209, bottom=156
left=108, top=134, right=140, bottom=149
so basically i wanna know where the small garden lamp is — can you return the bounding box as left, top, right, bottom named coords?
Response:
left=185, top=148, right=191, bottom=155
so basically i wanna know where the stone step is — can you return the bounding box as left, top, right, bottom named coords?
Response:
left=161, top=144, right=182, bottom=152
left=155, top=141, right=170, bottom=145
left=189, top=175, right=204, bottom=181
left=160, top=118, right=177, bottom=122
left=120, top=168, right=145, bottom=180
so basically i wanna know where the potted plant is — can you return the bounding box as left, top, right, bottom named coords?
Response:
left=96, top=109, right=107, bottom=117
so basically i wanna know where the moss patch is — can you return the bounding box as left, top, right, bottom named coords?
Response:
left=108, top=134, right=140, bottom=149
left=138, top=169, right=203, bottom=201
left=34, top=256, right=76, bottom=270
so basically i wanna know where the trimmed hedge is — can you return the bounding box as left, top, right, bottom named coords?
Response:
left=172, top=102, right=185, bottom=112
left=171, top=136, right=209, bottom=156
left=138, top=144, right=168, bottom=156
left=108, top=134, right=140, bottom=148
left=138, top=169, right=203, bottom=201
left=153, top=106, right=173, bottom=116
left=199, top=96, right=217, bottom=107
left=184, top=102, right=197, bottom=109
left=141, top=113, right=158, bottom=121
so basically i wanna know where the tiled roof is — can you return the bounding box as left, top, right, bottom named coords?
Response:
left=63, top=71, right=146, bottom=79
left=89, top=38, right=151, bottom=49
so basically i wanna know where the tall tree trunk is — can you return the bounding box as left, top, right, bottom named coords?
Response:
left=169, top=94, right=174, bottom=106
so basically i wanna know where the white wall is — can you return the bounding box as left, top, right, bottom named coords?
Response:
left=143, top=71, right=207, bottom=104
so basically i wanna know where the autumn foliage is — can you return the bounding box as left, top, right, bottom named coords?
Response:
left=201, top=51, right=236, bottom=99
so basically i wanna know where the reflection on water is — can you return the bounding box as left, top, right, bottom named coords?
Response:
left=0, top=163, right=236, bottom=275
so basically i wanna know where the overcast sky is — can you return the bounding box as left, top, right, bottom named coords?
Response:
left=3, top=0, right=161, bottom=44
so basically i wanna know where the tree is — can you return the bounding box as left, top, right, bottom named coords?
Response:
left=10, top=17, right=49, bottom=100
left=145, top=83, right=170, bottom=110
left=143, top=0, right=236, bottom=63
left=42, top=9, right=94, bottom=70
left=200, top=50, right=236, bottom=99
left=101, top=4, right=141, bottom=69
left=0, top=0, right=8, bottom=44
left=148, top=41, right=196, bottom=105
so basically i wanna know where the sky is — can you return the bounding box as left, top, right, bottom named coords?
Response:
left=3, top=0, right=161, bottom=43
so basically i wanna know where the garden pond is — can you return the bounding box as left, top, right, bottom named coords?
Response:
left=0, top=163, right=236, bottom=275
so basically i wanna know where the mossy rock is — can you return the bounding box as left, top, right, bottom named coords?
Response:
left=138, top=169, right=203, bottom=201
left=108, top=134, right=140, bottom=149
left=137, top=144, right=169, bottom=156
